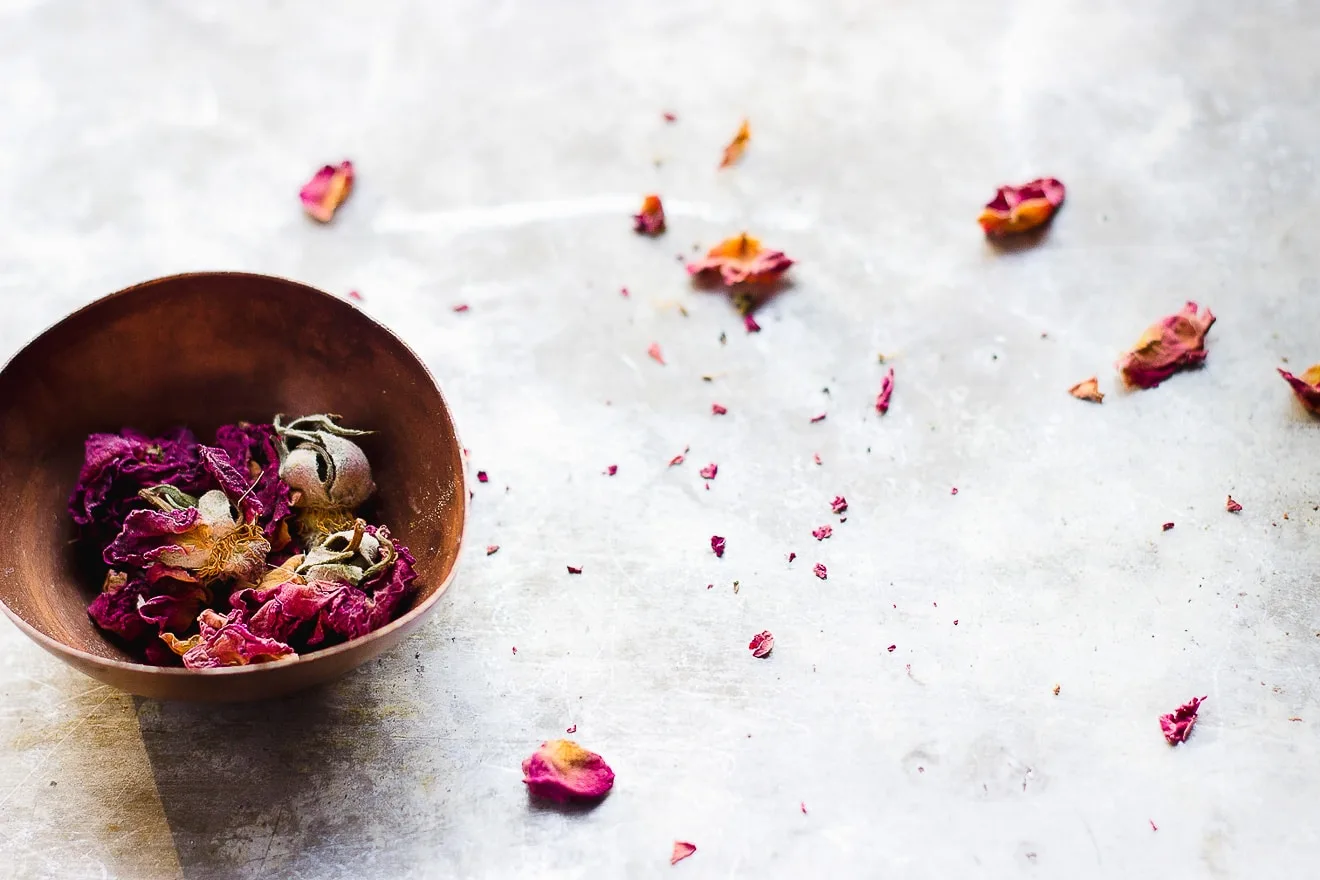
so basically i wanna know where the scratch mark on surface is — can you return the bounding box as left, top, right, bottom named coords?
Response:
left=0, top=691, right=115, bottom=811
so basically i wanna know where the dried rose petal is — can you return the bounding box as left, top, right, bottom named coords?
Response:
left=1068, top=377, right=1104, bottom=403
left=977, top=177, right=1065, bottom=237
left=300, top=160, right=354, bottom=223
left=521, top=739, right=615, bottom=802
left=712, top=403, right=728, bottom=415
left=605, top=465, right=618, bottom=476
left=875, top=368, right=895, bottom=414
left=1226, top=496, right=1242, bottom=513
left=347, top=290, right=363, bottom=301
left=744, top=314, right=762, bottom=333
left=567, top=565, right=583, bottom=574
left=810, top=413, right=826, bottom=423
left=951, top=487, right=959, bottom=496
left=1118, top=302, right=1216, bottom=389
left=671, top=841, right=697, bottom=865
left=453, top=303, right=470, bottom=313
left=711, top=535, right=726, bottom=558
left=719, top=119, right=750, bottom=168
left=668, top=447, right=688, bottom=467
left=1160, top=695, right=1206, bottom=745
left=813, top=563, right=827, bottom=580
left=1278, top=365, right=1320, bottom=414
left=648, top=342, right=666, bottom=365
left=887, top=644, right=896, bottom=653
left=687, top=234, right=793, bottom=287
left=633, top=195, right=666, bottom=235
left=486, top=544, right=500, bottom=556
left=477, top=471, right=489, bottom=483
left=699, top=463, right=718, bottom=480
left=787, top=552, right=796, bottom=563
left=663, top=112, right=677, bottom=123
left=566, top=723, right=577, bottom=733
left=748, top=630, right=774, bottom=658
left=812, top=525, right=833, bottom=541
left=1162, top=522, right=1175, bottom=531
left=812, top=453, right=822, bottom=466
left=831, top=496, right=848, bottom=515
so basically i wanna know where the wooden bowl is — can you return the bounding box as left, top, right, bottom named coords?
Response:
left=0, top=273, right=466, bottom=701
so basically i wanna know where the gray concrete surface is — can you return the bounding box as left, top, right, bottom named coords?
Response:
left=3, top=0, right=1320, bottom=877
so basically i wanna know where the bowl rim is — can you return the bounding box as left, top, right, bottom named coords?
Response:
left=0, top=270, right=467, bottom=677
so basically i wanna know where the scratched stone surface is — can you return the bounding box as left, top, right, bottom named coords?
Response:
left=3, top=0, right=1320, bottom=877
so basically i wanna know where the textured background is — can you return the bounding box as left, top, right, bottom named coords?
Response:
left=3, top=0, right=1320, bottom=877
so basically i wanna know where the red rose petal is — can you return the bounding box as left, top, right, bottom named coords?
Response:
left=744, top=314, right=762, bottom=333
left=787, top=552, right=796, bottom=563
left=712, top=403, right=728, bottom=415
left=950, top=487, right=958, bottom=495
left=887, top=644, right=896, bottom=653
left=748, top=630, right=774, bottom=658
left=1162, top=522, right=1175, bottom=531
left=810, top=413, right=827, bottom=423
left=347, top=289, right=363, bottom=301
left=663, top=111, right=677, bottom=123
left=567, top=565, right=583, bottom=574
left=486, top=544, right=500, bottom=556
left=453, top=303, right=471, bottom=313
left=566, top=723, right=577, bottom=734
left=605, top=465, right=618, bottom=476
left=477, top=471, right=489, bottom=483
left=1226, top=495, right=1242, bottom=513
left=1160, top=695, right=1206, bottom=745
left=711, top=535, right=726, bottom=558
left=1118, top=302, right=1215, bottom=389
left=812, top=453, right=822, bottom=466
left=699, top=463, right=718, bottom=480
left=521, top=739, right=615, bottom=802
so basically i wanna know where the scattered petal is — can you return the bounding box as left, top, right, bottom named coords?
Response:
left=813, top=563, right=827, bottom=580
left=748, top=630, right=774, bottom=658
left=977, top=177, right=1065, bottom=237
left=1150, top=819, right=1159, bottom=832
left=477, top=471, right=489, bottom=483
left=648, top=342, right=666, bottom=365
left=347, top=290, right=363, bottom=301
left=1118, top=302, right=1216, bottom=389
left=687, top=234, right=793, bottom=287
left=566, top=723, right=577, bottom=733
left=620, top=286, right=630, bottom=297
left=699, top=463, right=718, bottom=480
left=633, top=195, right=666, bottom=235
left=831, top=496, right=848, bottom=515
left=453, top=303, right=470, bottom=313
left=712, top=403, right=728, bottom=415
left=787, top=552, right=796, bottom=563
left=951, top=487, right=959, bottom=496
left=887, top=644, right=896, bottom=653
left=875, top=368, right=895, bottom=414
left=744, top=314, right=762, bottom=333
left=521, top=739, right=615, bottom=802
left=1162, top=522, right=1175, bottom=532
left=486, top=544, right=500, bottom=556
left=671, top=841, right=697, bottom=865
left=812, top=525, right=833, bottom=541
left=1053, top=684, right=1061, bottom=696
left=1226, top=496, right=1242, bottom=513
left=605, top=465, right=618, bottom=476
left=810, top=413, right=827, bottom=424
left=567, top=565, right=583, bottom=574
left=1278, top=365, right=1320, bottom=414
left=1068, top=377, right=1104, bottom=403
left=300, top=161, right=355, bottom=223
left=711, top=535, right=726, bottom=558
left=812, top=453, right=822, bottom=466
left=718, top=119, right=750, bottom=168
left=1160, top=696, right=1206, bottom=745
left=663, top=112, right=677, bottom=123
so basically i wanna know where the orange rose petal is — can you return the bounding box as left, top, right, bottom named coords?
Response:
left=1068, top=377, right=1104, bottom=403
left=718, top=119, right=750, bottom=168
left=633, top=194, right=666, bottom=235
left=1279, top=364, right=1320, bottom=414
left=686, top=233, right=793, bottom=287
left=978, top=178, right=1065, bottom=237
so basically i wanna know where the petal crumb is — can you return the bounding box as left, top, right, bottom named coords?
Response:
left=744, top=314, right=762, bottom=333
left=605, top=465, right=618, bottom=476
left=800, top=802, right=807, bottom=814
left=300, top=160, right=354, bottom=222
left=1118, top=303, right=1215, bottom=389
left=1053, top=684, right=1061, bottom=696
left=1160, top=696, right=1206, bottom=745
left=876, top=368, right=895, bottom=414
left=477, top=471, right=489, bottom=483
left=977, top=177, right=1065, bottom=237
left=671, top=841, right=697, bottom=865
left=663, top=111, right=677, bottom=123
left=699, top=463, right=718, bottom=480
left=668, top=447, right=688, bottom=467
left=711, top=535, right=726, bottom=558
left=486, top=544, right=500, bottom=556
left=951, top=487, right=959, bottom=496
left=687, top=233, right=793, bottom=288
left=831, top=496, right=848, bottom=515
left=1068, top=376, right=1104, bottom=403
left=347, top=290, right=363, bottom=301
left=521, top=739, right=615, bottom=802
left=1226, top=495, right=1242, bottom=513
left=452, top=304, right=471, bottom=313
left=566, top=723, right=577, bottom=733
left=813, top=453, right=822, bottom=466
left=1278, top=365, right=1320, bottom=414
left=718, top=119, right=750, bottom=168
left=1162, top=522, right=1175, bottom=531
left=712, top=403, right=728, bottom=415
left=567, top=565, right=583, bottom=574
left=812, top=525, right=833, bottom=541
left=810, top=413, right=827, bottom=424
left=788, top=552, right=796, bottom=563
left=813, top=563, right=827, bottom=580
left=633, top=194, right=666, bottom=235
left=1150, top=820, right=1159, bottom=832
left=648, top=342, right=666, bottom=365
left=887, top=644, right=896, bottom=653
left=749, top=630, right=774, bottom=658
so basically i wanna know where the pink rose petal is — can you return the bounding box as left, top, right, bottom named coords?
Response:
left=812, top=525, right=833, bottom=541
left=744, top=314, right=761, bottom=333
left=876, top=367, right=895, bottom=414
left=486, top=544, right=500, bottom=556
left=813, top=563, right=827, bottom=580
left=300, top=160, right=354, bottom=223
left=712, top=403, right=728, bottom=415
left=831, top=496, right=848, bottom=515
left=567, top=565, right=583, bottom=574
left=670, top=841, right=697, bottom=865
left=521, top=739, right=615, bottom=802
left=1118, top=302, right=1215, bottom=389
left=699, top=463, right=718, bottom=480
left=749, top=630, right=774, bottom=658
left=810, top=413, right=827, bottom=423
left=648, top=342, right=666, bottom=365
left=1160, top=696, right=1206, bottom=745
left=605, top=465, right=618, bottom=476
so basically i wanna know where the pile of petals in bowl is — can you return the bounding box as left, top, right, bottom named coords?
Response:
left=69, top=414, right=418, bottom=668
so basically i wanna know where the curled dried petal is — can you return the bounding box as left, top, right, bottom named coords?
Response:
left=521, top=739, right=615, bottom=802
left=1117, top=303, right=1215, bottom=389
left=718, top=119, right=750, bottom=168
left=177, top=609, right=296, bottom=668
left=300, top=161, right=354, bottom=223
left=699, top=463, right=718, bottom=480
left=687, top=234, right=793, bottom=287
left=1068, top=377, right=1104, bottom=403
left=1160, top=696, right=1206, bottom=745
left=977, top=178, right=1065, bottom=237
left=876, top=368, right=895, bottom=414
left=748, top=630, right=774, bottom=658
left=1278, top=365, right=1320, bottom=414
left=1226, top=496, right=1242, bottom=513
left=633, top=195, right=666, bottom=235
left=671, top=842, right=697, bottom=865
left=711, top=535, right=726, bottom=558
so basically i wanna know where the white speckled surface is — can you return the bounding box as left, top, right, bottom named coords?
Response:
left=4, top=0, right=1320, bottom=877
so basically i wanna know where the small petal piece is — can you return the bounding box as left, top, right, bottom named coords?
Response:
left=876, top=368, right=895, bottom=414
left=813, top=563, right=827, bottom=580
left=1162, top=522, right=1175, bottom=532
left=687, top=234, right=793, bottom=288
left=567, top=565, right=583, bottom=574
left=671, top=841, right=697, bottom=865
left=521, top=739, right=615, bottom=802
left=810, top=413, right=827, bottom=423
left=605, top=465, right=618, bottom=476
left=634, top=195, right=666, bottom=235
left=831, top=496, right=848, bottom=515
left=1069, top=377, right=1104, bottom=403
left=1278, top=365, right=1320, bottom=414
left=711, top=535, right=726, bottom=558
left=748, top=630, right=774, bottom=658
left=712, top=403, right=728, bottom=415
left=812, top=525, right=833, bottom=541
left=977, top=177, right=1065, bottom=237
left=718, top=119, right=750, bottom=168
left=300, top=161, right=354, bottom=223
left=1117, top=302, right=1216, bottom=389
left=1160, top=696, right=1206, bottom=745
left=1226, top=496, right=1242, bottom=513
left=699, top=463, right=718, bottom=480
left=648, top=343, right=666, bottom=365
left=486, top=544, right=500, bottom=555
left=744, top=314, right=762, bottom=333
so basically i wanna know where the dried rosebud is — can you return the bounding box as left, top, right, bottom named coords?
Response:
left=876, top=368, right=895, bottom=414
left=167, top=608, right=296, bottom=669
left=1160, top=696, right=1206, bottom=745
left=633, top=195, right=666, bottom=235
left=300, top=161, right=354, bottom=223
left=1117, top=303, right=1215, bottom=389
left=1068, top=377, right=1104, bottom=403
left=1226, top=496, right=1242, bottom=513
left=711, top=535, right=726, bottom=558
left=1278, top=365, right=1320, bottom=414
left=699, top=463, right=718, bottom=480
left=687, top=234, right=793, bottom=288
left=719, top=119, right=750, bottom=168
left=812, top=525, right=832, bottom=541
left=977, top=178, right=1065, bottom=237
left=748, top=630, right=774, bottom=658
left=275, top=414, right=376, bottom=522
left=671, top=841, right=697, bottom=865
left=521, top=739, right=615, bottom=802
left=831, top=496, right=848, bottom=515
left=813, top=563, right=827, bottom=580
left=296, top=518, right=393, bottom=586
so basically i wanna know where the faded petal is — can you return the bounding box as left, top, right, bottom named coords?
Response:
left=178, top=609, right=296, bottom=669
left=1068, top=377, right=1105, bottom=403
left=521, top=739, right=615, bottom=802
left=718, top=119, right=750, bottom=168
left=977, top=178, right=1065, bottom=237
left=1117, top=302, right=1215, bottom=389
left=687, top=233, right=794, bottom=287
left=300, top=161, right=354, bottom=223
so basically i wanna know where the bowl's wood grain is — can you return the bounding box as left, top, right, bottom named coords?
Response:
left=0, top=273, right=465, bottom=701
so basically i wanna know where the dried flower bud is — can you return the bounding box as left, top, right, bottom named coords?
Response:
left=275, top=414, right=377, bottom=514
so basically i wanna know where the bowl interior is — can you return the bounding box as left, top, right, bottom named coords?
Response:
left=0, top=273, right=464, bottom=695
